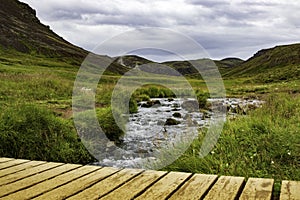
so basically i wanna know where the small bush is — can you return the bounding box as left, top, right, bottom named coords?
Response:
left=135, top=86, right=175, bottom=98
left=135, top=94, right=150, bottom=102
left=195, top=90, right=209, bottom=109
left=129, top=97, right=138, bottom=114
left=96, top=107, right=125, bottom=143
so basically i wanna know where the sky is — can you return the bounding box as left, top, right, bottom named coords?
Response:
left=20, top=0, right=300, bottom=61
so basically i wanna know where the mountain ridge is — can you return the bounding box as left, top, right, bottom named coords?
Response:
left=0, top=0, right=87, bottom=61
left=1, top=0, right=299, bottom=81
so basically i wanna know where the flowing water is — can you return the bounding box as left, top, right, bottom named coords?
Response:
left=96, top=98, right=263, bottom=168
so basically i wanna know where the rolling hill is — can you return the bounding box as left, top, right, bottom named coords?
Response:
left=223, top=43, right=300, bottom=82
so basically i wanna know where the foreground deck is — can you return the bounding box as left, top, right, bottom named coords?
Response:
left=0, top=157, right=299, bottom=200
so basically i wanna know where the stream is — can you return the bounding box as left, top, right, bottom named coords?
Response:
left=95, top=98, right=263, bottom=168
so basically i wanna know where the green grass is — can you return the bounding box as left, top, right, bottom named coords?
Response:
left=164, top=94, right=300, bottom=188
left=0, top=103, right=95, bottom=164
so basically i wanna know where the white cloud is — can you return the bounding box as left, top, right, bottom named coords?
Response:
left=20, top=0, right=300, bottom=61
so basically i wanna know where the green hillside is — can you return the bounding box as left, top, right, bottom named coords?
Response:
left=0, top=0, right=87, bottom=61
left=223, top=43, right=300, bottom=82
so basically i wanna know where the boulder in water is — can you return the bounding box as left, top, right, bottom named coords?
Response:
left=165, top=118, right=180, bottom=125
left=141, top=100, right=161, bottom=108
left=182, top=100, right=199, bottom=112
left=173, top=112, right=182, bottom=118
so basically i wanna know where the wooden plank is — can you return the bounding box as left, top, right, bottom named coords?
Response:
left=101, top=170, right=167, bottom=200
left=204, top=176, right=245, bottom=200
left=135, top=171, right=192, bottom=200
left=0, top=159, right=29, bottom=170
left=0, top=158, right=14, bottom=163
left=0, top=163, right=80, bottom=197
left=0, top=162, right=62, bottom=186
left=280, top=181, right=300, bottom=200
left=2, top=165, right=100, bottom=200
left=0, top=160, right=46, bottom=178
left=33, top=167, right=120, bottom=200
left=169, top=174, right=218, bottom=200
left=67, top=168, right=144, bottom=200
left=239, top=178, right=274, bottom=200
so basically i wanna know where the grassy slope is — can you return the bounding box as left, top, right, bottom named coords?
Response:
left=222, top=43, right=300, bottom=83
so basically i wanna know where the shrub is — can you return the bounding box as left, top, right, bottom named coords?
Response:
left=96, top=107, right=125, bottom=143
left=129, top=97, right=138, bottom=114
left=135, top=86, right=175, bottom=98
left=135, top=94, right=150, bottom=102
left=196, top=90, right=209, bottom=109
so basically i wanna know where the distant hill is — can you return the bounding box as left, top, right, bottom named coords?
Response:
left=215, top=58, right=244, bottom=68
left=161, top=58, right=243, bottom=78
left=223, top=43, right=300, bottom=82
left=113, top=55, right=153, bottom=68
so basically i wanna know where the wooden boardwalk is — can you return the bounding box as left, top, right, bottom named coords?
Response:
left=0, top=157, right=299, bottom=200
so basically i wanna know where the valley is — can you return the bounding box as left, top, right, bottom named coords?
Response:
left=0, top=1, right=299, bottom=196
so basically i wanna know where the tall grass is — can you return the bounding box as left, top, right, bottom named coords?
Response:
left=0, top=104, right=95, bottom=164
left=164, top=94, right=300, bottom=182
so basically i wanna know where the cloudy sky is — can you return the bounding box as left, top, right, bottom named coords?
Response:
left=20, top=0, right=300, bottom=61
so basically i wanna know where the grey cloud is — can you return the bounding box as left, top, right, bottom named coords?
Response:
left=239, top=1, right=280, bottom=7
left=82, top=14, right=161, bottom=27
left=20, top=0, right=300, bottom=61
left=185, top=0, right=229, bottom=7
left=48, top=10, right=83, bottom=20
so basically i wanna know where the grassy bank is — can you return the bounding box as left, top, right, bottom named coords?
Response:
left=0, top=103, right=95, bottom=164
left=164, top=93, right=300, bottom=195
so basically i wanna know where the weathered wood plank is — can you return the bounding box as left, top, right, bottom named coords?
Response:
left=2, top=165, right=99, bottom=200
left=0, top=162, right=62, bottom=186
left=33, top=167, right=119, bottom=200
left=239, top=178, right=274, bottom=200
left=169, top=174, right=218, bottom=200
left=67, top=168, right=144, bottom=200
left=0, top=163, right=80, bottom=197
left=135, top=171, right=192, bottom=200
left=204, top=176, right=245, bottom=200
left=0, top=159, right=29, bottom=170
left=280, top=181, right=300, bottom=200
left=101, top=170, right=167, bottom=200
left=0, top=161, right=45, bottom=178
left=0, top=158, right=14, bottom=163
